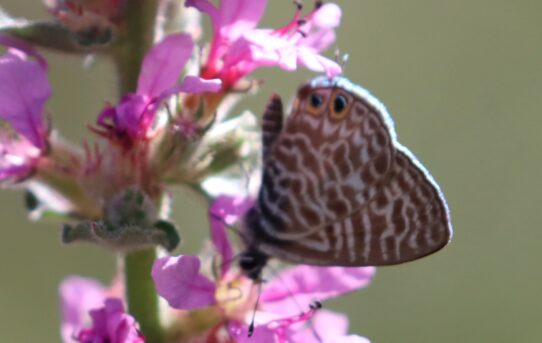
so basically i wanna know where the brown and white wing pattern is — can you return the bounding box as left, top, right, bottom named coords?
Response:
left=248, top=76, right=452, bottom=266
left=255, top=82, right=396, bottom=240
left=258, top=149, right=452, bottom=266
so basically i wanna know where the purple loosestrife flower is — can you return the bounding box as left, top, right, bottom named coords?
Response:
left=152, top=196, right=374, bottom=342
left=186, top=0, right=343, bottom=89
left=0, top=35, right=51, bottom=181
left=59, top=276, right=143, bottom=343
left=76, top=299, right=144, bottom=343
left=95, top=32, right=221, bottom=146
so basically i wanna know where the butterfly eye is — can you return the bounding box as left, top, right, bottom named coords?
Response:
left=330, top=94, right=349, bottom=119
left=307, top=93, right=324, bottom=114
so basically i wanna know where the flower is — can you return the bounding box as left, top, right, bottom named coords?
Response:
left=152, top=196, right=374, bottom=342
left=76, top=299, right=144, bottom=343
left=59, top=276, right=143, bottom=343
left=96, top=33, right=221, bottom=144
left=0, top=35, right=51, bottom=181
left=186, top=0, right=343, bottom=89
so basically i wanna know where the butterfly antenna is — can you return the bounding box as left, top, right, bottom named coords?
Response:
left=248, top=280, right=264, bottom=337
left=341, top=53, right=350, bottom=72
left=308, top=301, right=324, bottom=343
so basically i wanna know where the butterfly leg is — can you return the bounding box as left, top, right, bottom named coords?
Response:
left=261, top=94, right=284, bottom=161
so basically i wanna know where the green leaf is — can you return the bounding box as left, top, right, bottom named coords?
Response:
left=0, top=7, right=112, bottom=53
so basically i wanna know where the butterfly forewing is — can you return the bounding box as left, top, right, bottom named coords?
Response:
left=256, top=83, right=396, bottom=241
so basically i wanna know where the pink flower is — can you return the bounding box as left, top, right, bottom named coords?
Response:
left=76, top=299, right=144, bottom=343
left=186, top=0, right=342, bottom=88
left=59, top=276, right=143, bottom=343
left=0, top=35, right=51, bottom=181
left=152, top=195, right=374, bottom=342
left=96, top=33, right=221, bottom=144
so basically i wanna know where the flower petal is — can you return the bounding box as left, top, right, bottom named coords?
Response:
left=297, top=47, right=342, bottom=77
left=227, top=320, right=276, bottom=343
left=114, top=94, right=151, bottom=136
left=175, top=75, right=222, bottom=93
left=227, top=30, right=342, bottom=78
left=290, top=310, right=349, bottom=343
left=81, top=298, right=144, bottom=343
left=103, top=299, right=143, bottom=343
left=261, top=266, right=375, bottom=311
left=152, top=255, right=216, bottom=310
left=185, top=0, right=219, bottom=26
left=312, top=3, right=342, bottom=29
left=0, top=45, right=50, bottom=149
left=59, top=276, right=106, bottom=343
left=209, top=195, right=254, bottom=275
left=0, top=34, right=48, bottom=68
left=158, top=76, right=222, bottom=100
left=217, top=0, right=267, bottom=40
left=137, top=33, right=194, bottom=98
left=0, top=134, right=41, bottom=181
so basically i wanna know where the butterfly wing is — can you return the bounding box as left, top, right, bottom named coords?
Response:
left=257, top=149, right=452, bottom=266
left=256, top=86, right=396, bottom=240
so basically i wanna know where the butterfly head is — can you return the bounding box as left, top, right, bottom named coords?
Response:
left=239, top=249, right=268, bottom=281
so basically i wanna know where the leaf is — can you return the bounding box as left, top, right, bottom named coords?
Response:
left=0, top=7, right=111, bottom=54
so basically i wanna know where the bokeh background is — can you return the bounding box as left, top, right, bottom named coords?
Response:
left=1, top=1, right=541, bottom=342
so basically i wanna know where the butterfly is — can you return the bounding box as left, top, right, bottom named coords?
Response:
left=239, top=76, right=452, bottom=280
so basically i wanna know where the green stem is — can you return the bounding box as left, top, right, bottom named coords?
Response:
left=113, top=0, right=160, bottom=94
left=124, top=248, right=164, bottom=343
left=113, top=1, right=164, bottom=342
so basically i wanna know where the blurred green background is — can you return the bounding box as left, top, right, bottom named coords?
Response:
left=1, top=1, right=541, bottom=342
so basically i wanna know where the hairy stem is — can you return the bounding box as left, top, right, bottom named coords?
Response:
left=113, top=1, right=164, bottom=342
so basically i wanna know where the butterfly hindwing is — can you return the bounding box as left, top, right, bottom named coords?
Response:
left=257, top=149, right=451, bottom=266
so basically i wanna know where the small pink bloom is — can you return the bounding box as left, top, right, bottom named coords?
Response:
left=77, top=299, right=144, bottom=343
left=96, top=33, right=221, bottom=142
left=59, top=277, right=107, bottom=343
left=152, top=255, right=216, bottom=310
left=187, top=0, right=342, bottom=88
left=0, top=35, right=51, bottom=180
left=59, top=277, right=143, bottom=343
left=152, top=195, right=372, bottom=342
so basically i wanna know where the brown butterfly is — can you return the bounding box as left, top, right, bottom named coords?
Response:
left=239, top=76, right=452, bottom=280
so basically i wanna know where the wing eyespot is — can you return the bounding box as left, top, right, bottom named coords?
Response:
left=329, top=92, right=350, bottom=120
left=307, top=92, right=325, bottom=115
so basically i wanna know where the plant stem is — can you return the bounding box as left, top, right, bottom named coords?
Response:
left=114, top=0, right=160, bottom=94
left=124, top=248, right=164, bottom=343
left=113, top=1, right=164, bottom=342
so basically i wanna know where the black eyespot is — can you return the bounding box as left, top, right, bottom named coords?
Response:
left=333, top=94, right=348, bottom=113
left=309, top=93, right=323, bottom=108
